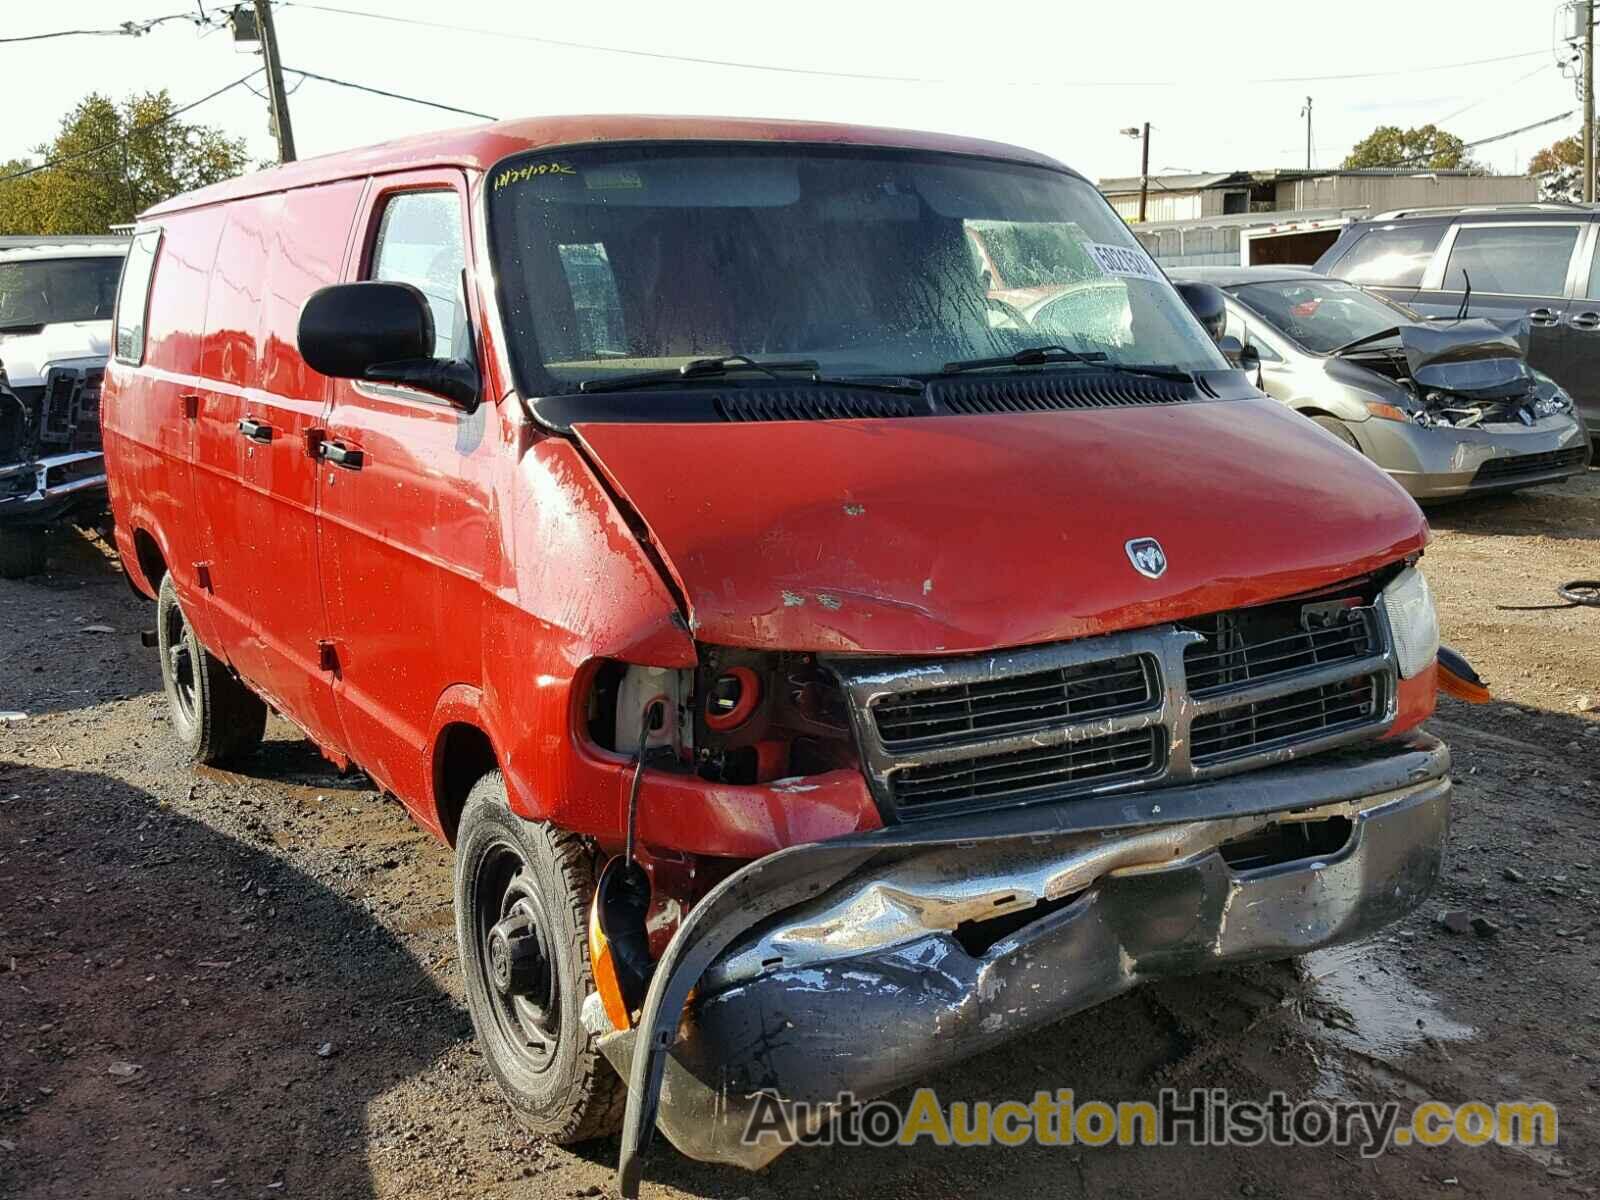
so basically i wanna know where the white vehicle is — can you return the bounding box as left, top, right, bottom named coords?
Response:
left=0, top=240, right=126, bottom=577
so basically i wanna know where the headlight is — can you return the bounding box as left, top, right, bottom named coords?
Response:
left=1380, top=566, right=1439, bottom=680
left=1533, top=387, right=1573, bottom=418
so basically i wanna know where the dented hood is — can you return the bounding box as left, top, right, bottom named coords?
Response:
left=573, top=398, right=1427, bottom=655
left=1349, top=318, right=1534, bottom=402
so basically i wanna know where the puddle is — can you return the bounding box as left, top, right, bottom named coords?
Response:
left=1300, top=942, right=1475, bottom=1072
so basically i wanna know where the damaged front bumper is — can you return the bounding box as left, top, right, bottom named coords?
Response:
left=1355, top=410, right=1590, bottom=501
left=0, top=449, right=106, bottom=526
left=595, top=731, right=1450, bottom=1195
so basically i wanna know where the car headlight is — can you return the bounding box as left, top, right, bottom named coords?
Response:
left=1532, top=386, right=1573, bottom=418
left=1380, top=566, right=1439, bottom=680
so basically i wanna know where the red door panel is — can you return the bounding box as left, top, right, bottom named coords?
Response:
left=318, top=170, right=491, bottom=805
left=235, top=182, right=365, bottom=754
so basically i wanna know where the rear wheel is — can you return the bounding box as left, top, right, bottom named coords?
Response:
left=156, top=573, right=267, bottom=764
left=0, top=527, right=47, bottom=579
left=1311, top=414, right=1362, bottom=453
left=455, top=771, right=626, bottom=1143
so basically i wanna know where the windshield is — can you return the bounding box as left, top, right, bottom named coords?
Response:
left=1230, top=278, right=1415, bottom=354
left=487, top=144, right=1225, bottom=393
left=0, top=257, right=124, bottom=329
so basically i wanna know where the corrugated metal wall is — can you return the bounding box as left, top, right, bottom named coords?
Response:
left=1277, top=175, right=1537, bottom=212
left=1109, top=192, right=1203, bottom=222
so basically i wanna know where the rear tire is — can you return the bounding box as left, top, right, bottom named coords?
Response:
left=0, top=527, right=47, bottom=579
left=455, top=771, right=626, bottom=1144
left=1311, top=414, right=1362, bottom=453
left=156, top=573, right=267, bottom=765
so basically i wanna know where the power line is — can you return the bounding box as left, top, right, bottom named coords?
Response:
left=0, top=12, right=207, bottom=44
left=1433, top=60, right=1557, bottom=126
left=280, top=3, right=1554, bottom=89
left=282, top=67, right=497, bottom=121
left=0, top=69, right=262, bottom=184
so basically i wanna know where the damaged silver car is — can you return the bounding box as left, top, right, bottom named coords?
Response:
left=1171, top=267, right=1591, bottom=501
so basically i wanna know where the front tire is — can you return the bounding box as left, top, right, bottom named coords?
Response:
left=156, top=573, right=267, bottom=764
left=0, top=527, right=47, bottom=579
left=455, top=771, right=626, bottom=1143
left=1311, top=414, right=1363, bottom=453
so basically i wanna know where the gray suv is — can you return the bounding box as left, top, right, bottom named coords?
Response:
left=1314, top=203, right=1600, bottom=439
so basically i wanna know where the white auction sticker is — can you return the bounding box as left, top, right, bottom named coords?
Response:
left=1088, top=242, right=1162, bottom=281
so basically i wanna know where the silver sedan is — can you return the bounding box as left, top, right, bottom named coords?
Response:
left=1171, top=267, right=1590, bottom=502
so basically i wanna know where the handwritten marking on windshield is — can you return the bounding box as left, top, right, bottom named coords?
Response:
left=492, top=161, right=577, bottom=191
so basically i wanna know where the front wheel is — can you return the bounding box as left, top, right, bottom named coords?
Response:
left=455, top=771, right=626, bottom=1143
left=1311, top=414, right=1363, bottom=453
left=156, top=573, right=267, bottom=764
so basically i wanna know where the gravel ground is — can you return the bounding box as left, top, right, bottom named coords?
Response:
left=2, top=468, right=1598, bottom=1199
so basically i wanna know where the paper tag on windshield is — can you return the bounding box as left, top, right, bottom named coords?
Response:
left=1088, top=242, right=1161, bottom=281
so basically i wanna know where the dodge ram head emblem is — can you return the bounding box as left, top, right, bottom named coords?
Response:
left=1125, top=537, right=1167, bottom=579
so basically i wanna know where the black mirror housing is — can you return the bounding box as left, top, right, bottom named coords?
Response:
left=298, top=280, right=481, bottom=411
left=1217, top=334, right=1245, bottom=366
left=299, top=281, right=435, bottom=379
left=1173, top=281, right=1228, bottom=343
left=1238, top=342, right=1261, bottom=372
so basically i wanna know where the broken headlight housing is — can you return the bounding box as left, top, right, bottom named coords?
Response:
left=1379, top=566, right=1439, bottom=681
left=1532, top=386, right=1574, bottom=419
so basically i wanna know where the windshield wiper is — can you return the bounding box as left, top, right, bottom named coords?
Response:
left=579, top=354, right=819, bottom=394
left=941, top=344, right=1192, bottom=383
left=1328, top=327, right=1403, bottom=356
left=577, top=353, right=924, bottom=396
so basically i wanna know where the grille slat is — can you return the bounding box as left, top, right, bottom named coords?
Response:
left=1191, top=677, right=1380, bottom=765
left=1182, top=599, right=1378, bottom=697
left=893, top=727, right=1163, bottom=812
left=870, top=653, right=1157, bottom=747
left=1473, top=446, right=1588, bottom=483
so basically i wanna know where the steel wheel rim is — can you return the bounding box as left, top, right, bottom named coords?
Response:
left=163, top=600, right=198, bottom=726
left=474, top=841, right=560, bottom=1074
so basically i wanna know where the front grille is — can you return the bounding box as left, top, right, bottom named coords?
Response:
left=38, top=366, right=104, bottom=453
left=1182, top=604, right=1379, bottom=696
left=1191, top=674, right=1383, bottom=766
left=829, top=587, right=1396, bottom=823
left=871, top=653, right=1156, bottom=747
left=892, top=727, right=1163, bottom=816
left=1474, top=446, right=1588, bottom=483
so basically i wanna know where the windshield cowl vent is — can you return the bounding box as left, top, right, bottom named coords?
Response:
left=931, top=371, right=1196, bottom=415
left=712, top=388, right=929, bottom=422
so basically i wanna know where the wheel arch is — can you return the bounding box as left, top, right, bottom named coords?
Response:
left=429, top=684, right=504, bottom=847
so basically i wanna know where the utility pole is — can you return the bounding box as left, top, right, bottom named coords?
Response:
left=1585, top=0, right=1594, bottom=202
left=253, top=0, right=296, bottom=163
left=1302, top=96, right=1314, bottom=171
left=1138, top=121, right=1151, bottom=224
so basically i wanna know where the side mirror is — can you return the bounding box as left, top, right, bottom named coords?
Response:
left=1173, top=281, right=1228, bottom=343
left=298, top=281, right=480, bottom=412
left=1238, top=342, right=1261, bottom=372
left=1217, top=334, right=1246, bottom=366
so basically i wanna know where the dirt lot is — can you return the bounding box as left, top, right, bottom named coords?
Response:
left=2, top=469, right=1598, bottom=1200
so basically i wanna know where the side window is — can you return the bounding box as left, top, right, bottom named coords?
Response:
left=370, top=190, right=467, bottom=360
left=1225, top=310, right=1283, bottom=363
left=114, top=230, right=161, bottom=364
left=1328, top=224, right=1444, bottom=288
left=1582, top=230, right=1600, bottom=299
left=1442, top=225, right=1580, bottom=297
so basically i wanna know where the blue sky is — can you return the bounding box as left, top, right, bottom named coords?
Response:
left=1, top=0, right=1585, bottom=183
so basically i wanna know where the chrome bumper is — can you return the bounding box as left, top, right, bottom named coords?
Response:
left=597, top=731, right=1451, bottom=1194
left=0, top=450, right=106, bottom=525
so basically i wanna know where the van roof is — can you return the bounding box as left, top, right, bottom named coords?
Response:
left=139, top=114, right=1074, bottom=221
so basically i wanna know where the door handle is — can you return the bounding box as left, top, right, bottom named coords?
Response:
left=179, top=392, right=199, bottom=420
left=1529, top=307, right=1560, bottom=326
left=237, top=417, right=275, bottom=443
left=1571, top=310, right=1600, bottom=330
left=319, top=440, right=364, bottom=470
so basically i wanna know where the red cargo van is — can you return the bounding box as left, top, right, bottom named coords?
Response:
left=103, top=116, right=1450, bottom=1194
